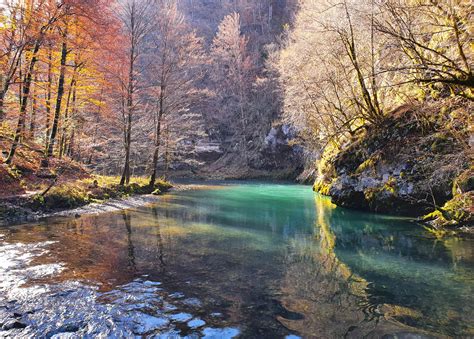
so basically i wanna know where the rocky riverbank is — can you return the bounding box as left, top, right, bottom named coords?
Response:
left=313, top=100, right=473, bottom=234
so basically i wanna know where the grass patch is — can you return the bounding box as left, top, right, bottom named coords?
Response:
left=31, top=175, right=173, bottom=211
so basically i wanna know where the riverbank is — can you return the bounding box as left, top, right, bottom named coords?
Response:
left=312, top=99, right=473, bottom=235
left=0, top=175, right=174, bottom=225
left=0, top=134, right=177, bottom=225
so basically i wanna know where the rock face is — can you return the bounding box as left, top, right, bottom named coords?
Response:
left=194, top=141, right=223, bottom=163
left=314, top=103, right=472, bottom=220
left=250, top=124, right=303, bottom=176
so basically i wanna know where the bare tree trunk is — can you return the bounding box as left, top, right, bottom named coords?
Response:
left=120, top=78, right=132, bottom=186
left=120, top=8, right=136, bottom=187
left=0, top=90, right=5, bottom=121
left=342, top=0, right=383, bottom=124
left=120, top=84, right=133, bottom=186
left=163, top=122, right=170, bottom=180
left=149, top=85, right=165, bottom=188
left=47, top=29, right=68, bottom=158
left=65, top=83, right=77, bottom=157
left=59, top=75, right=76, bottom=158
left=44, top=45, right=53, bottom=152
left=118, top=0, right=152, bottom=185
left=6, top=40, right=41, bottom=165
left=29, top=75, right=38, bottom=138
left=87, top=86, right=103, bottom=165
left=120, top=134, right=131, bottom=185
left=0, top=53, right=22, bottom=121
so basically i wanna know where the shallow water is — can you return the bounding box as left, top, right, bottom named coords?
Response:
left=0, top=182, right=473, bottom=337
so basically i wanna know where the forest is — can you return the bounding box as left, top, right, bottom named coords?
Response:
left=0, top=0, right=473, bottom=337
left=0, top=0, right=472, bottom=227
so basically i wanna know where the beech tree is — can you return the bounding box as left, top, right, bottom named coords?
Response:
left=211, top=12, right=254, bottom=163
left=147, top=1, right=205, bottom=187
left=277, top=0, right=394, bottom=156
left=115, top=0, right=152, bottom=186
left=6, top=0, right=67, bottom=164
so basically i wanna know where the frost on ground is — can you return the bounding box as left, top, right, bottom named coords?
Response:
left=0, top=241, right=239, bottom=338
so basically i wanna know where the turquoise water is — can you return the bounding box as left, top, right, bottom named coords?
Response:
left=0, top=182, right=473, bottom=337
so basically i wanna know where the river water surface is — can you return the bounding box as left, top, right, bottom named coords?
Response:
left=0, top=183, right=473, bottom=338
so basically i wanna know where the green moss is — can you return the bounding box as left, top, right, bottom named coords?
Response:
left=313, top=180, right=331, bottom=196
left=452, top=170, right=474, bottom=195
left=31, top=184, right=90, bottom=210
left=81, top=175, right=172, bottom=196
left=355, top=153, right=381, bottom=174
left=28, top=175, right=173, bottom=212
left=156, top=179, right=173, bottom=192
left=364, top=188, right=377, bottom=203
left=364, top=178, right=399, bottom=209
left=384, top=177, right=398, bottom=195
left=430, top=132, right=454, bottom=153
left=423, top=193, right=473, bottom=228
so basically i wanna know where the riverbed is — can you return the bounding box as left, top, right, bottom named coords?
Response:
left=0, top=182, right=472, bottom=337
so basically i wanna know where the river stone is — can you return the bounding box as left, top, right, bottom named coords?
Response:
left=201, top=327, right=240, bottom=339
left=132, top=313, right=170, bottom=334
left=187, top=318, right=206, bottom=329
left=170, top=312, right=193, bottom=322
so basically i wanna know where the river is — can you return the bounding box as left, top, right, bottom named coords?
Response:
left=0, top=182, right=473, bottom=337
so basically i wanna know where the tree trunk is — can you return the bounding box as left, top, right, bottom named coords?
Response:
left=120, top=94, right=132, bottom=186
left=0, top=90, right=6, bottom=122
left=149, top=85, right=165, bottom=188
left=0, top=58, right=15, bottom=120
left=163, top=123, right=170, bottom=180
left=29, top=75, right=38, bottom=138
left=44, top=45, right=53, bottom=152
left=47, top=31, right=68, bottom=158
left=65, top=83, right=77, bottom=157
left=120, top=139, right=131, bottom=186
left=120, top=30, right=136, bottom=186
left=59, top=76, right=76, bottom=159
left=6, top=40, right=41, bottom=165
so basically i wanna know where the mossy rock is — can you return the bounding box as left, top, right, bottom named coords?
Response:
left=430, top=132, right=455, bottom=153
left=452, top=169, right=474, bottom=195
left=355, top=156, right=378, bottom=174
left=363, top=178, right=400, bottom=212
left=155, top=180, right=173, bottom=192
left=423, top=192, right=473, bottom=228
left=151, top=189, right=161, bottom=196
left=313, top=180, right=331, bottom=196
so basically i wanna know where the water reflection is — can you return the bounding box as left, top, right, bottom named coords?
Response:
left=317, top=196, right=474, bottom=336
left=151, top=207, right=167, bottom=273
left=122, top=212, right=136, bottom=271
left=279, top=197, right=429, bottom=337
left=0, top=183, right=472, bottom=337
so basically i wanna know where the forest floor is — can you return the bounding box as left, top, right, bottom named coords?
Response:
left=0, top=135, right=173, bottom=225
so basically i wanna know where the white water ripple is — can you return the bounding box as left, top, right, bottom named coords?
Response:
left=0, top=240, right=240, bottom=338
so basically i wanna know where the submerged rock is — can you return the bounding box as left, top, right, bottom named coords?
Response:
left=201, top=327, right=240, bottom=338
left=187, top=318, right=206, bottom=329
